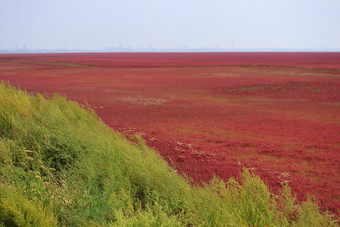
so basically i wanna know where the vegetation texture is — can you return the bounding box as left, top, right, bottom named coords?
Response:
left=0, top=82, right=336, bottom=226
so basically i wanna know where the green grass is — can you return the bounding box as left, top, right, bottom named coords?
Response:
left=0, top=82, right=336, bottom=226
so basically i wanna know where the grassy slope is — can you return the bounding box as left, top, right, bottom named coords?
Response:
left=0, top=82, right=336, bottom=226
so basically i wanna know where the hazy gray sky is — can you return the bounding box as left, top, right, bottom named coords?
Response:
left=1, top=0, right=340, bottom=50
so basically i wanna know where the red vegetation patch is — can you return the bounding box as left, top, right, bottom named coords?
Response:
left=1, top=52, right=339, bottom=215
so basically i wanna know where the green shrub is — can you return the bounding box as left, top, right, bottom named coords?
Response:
left=0, top=184, right=57, bottom=227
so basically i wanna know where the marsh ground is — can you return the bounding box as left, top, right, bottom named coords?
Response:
left=0, top=52, right=339, bottom=214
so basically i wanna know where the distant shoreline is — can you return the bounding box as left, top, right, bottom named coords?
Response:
left=1, top=49, right=340, bottom=54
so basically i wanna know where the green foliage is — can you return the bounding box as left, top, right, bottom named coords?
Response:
left=0, top=82, right=336, bottom=226
left=0, top=184, right=58, bottom=227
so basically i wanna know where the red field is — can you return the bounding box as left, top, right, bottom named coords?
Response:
left=0, top=52, right=339, bottom=215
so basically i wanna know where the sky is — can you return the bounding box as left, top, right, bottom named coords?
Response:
left=1, top=0, right=340, bottom=51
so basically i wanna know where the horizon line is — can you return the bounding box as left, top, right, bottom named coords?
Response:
left=1, top=48, right=340, bottom=54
